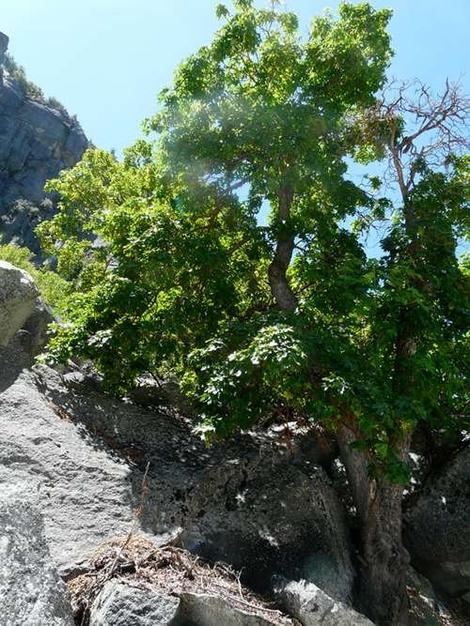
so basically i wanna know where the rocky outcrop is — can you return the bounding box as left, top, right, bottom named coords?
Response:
left=0, top=260, right=39, bottom=345
left=0, top=260, right=50, bottom=349
left=0, top=498, right=74, bottom=626
left=0, top=32, right=88, bottom=255
left=89, top=582, right=286, bottom=626
left=0, top=346, right=353, bottom=600
left=39, top=362, right=353, bottom=600
left=273, top=578, right=374, bottom=626
left=89, top=583, right=182, bottom=626
left=0, top=354, right=141, bottom=576
left=0, top=32, right=8, bottom=66
left=405, top=446, right=470, bottom=598
left=0, top=267, right=354, bottom=614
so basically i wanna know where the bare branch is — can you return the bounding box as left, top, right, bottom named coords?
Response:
left=365, top=79, right=470, bottom=201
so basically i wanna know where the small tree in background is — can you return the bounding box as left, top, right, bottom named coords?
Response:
left=39, top=2, right=469, bottom=623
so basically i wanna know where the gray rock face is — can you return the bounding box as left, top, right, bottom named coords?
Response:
left=0, top=357, right=139, bottom=577
left=0, top=32, right=8, bottom=65
left=0, top=34, right=87, bottom=255
left=273, top=578, right=374, bottom=626
left=37, top=364, right=354, bottom=600
left=89, top=582, right=285, bottom=626
left=0, top=333, right=353, bottom=603
left=177, top=593, right=283, bottom=625
left=89, top=582, right=181, bottom=626
left=404, top=446, right=470, bottom=597
left=0, top=498, right=74, bottom=626
left=0, top=260, right=40, bottom=345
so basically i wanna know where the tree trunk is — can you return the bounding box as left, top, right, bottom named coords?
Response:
left=359, top=481, right=410, bottom=625
left=268, top=185, right=297, bottom=312
left=338, top=426, right=410, bottom=625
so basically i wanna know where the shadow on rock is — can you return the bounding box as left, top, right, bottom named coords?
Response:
left=34, top=363, right=354, bottom=602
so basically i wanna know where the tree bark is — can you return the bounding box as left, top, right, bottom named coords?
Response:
left=359, top=480, right=410, bottom=625
left=338, top=426, right=410, bottom=625
left=268, top=185, right=297, bottom=312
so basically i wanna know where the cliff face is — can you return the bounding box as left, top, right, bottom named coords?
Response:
left=0, top=31, right=88, bottom=256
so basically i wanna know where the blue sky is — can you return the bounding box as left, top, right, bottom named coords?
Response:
left=2, top=0, right=469, bottom=154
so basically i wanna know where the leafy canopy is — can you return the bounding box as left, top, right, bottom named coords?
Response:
left=39, top=1, right=468, bottom=481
